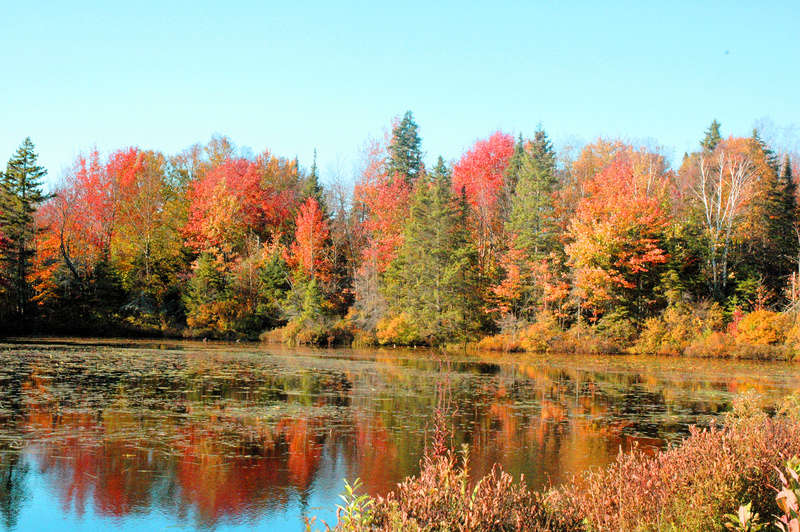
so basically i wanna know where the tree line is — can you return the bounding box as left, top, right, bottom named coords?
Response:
left=2, top=114, right=798, bottom=349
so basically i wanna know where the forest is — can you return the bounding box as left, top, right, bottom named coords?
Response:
left=2, top=113, right=800, bottom=357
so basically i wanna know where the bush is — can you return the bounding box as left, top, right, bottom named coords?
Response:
left=634, top=300, right=724, bottom=355
left=369, top=447, right=553, bottom=531
left=547, top=393, right=800, bottom=531
left=263, top=317, right=354, bottom=347
left=519, top=313, right=561, bottom=352
left=321, top=393, right=800, bottom=531
left=550, top=322, right=622, bottom=354
left=734, top=310, right=793, bottom=346
left=475, top=333, right=521, bottom=352
left=375, top=313, right=425, bottom=346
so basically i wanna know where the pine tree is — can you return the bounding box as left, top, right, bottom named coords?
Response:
left=701, top=120, right=722, bottom=151
left=386, top=110, right=424, bottom=184
left=0, top=138, right=49, bottom=325
left=383, top=156, right=481, bottom=344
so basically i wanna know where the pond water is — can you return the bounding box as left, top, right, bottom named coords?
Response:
left=0, top=339, right=798, bottom=531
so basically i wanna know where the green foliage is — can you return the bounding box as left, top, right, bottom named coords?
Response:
left=701, top=119, right=722, bottom=151
left=505, top=127, right=559, bottom=262
left=381, top=158, right=482, bottom=345
left=336, top=478, right=375, bottom=529
left=0, top=137, right=49, bottom=326
left=386, top=111, right=424, bottom=185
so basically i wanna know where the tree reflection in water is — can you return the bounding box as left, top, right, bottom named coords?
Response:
left=0, top=339, right=796, bottom=530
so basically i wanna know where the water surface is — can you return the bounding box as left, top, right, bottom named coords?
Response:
left=0, top=339, right=798, bottom=531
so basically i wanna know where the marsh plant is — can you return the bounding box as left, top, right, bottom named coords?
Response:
left=319, top=393, right=800, bottom=531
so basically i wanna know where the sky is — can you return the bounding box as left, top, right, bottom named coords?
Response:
left=2, top=1, right=799, bottom=189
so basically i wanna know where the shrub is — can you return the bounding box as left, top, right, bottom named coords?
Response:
left=634, top=300, right=724, bottom=355
left=550, top=322, right=621, bottom=354
left=475, top=333, right=521, bottom=352
left=369, top=446, right=554, bottom=531
left=263, top=317, right=354, bottom=347
left=547, top=393, right=800, bottom=530
left=375, top=313, right=425, bottom=346
left=322, top=393, right=800, bottom=531
left=685, top=330, right=736, bottom=358
left=518, top=313, right=561, bottom=352
left=734, top=310, right=793, bottom=346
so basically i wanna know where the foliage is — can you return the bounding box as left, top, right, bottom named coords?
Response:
left=566, top=149, right=671, bottom=322
left=7, top=117, right=800, bottom=348
left=0, top=137, right=50, bottom=327
left=634, top=299, right=725, bottom=355
left=381, top=159, right=482, bottom=345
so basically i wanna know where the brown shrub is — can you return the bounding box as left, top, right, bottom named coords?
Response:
left=547, top=393, right=800, bottom=531
left=369, top=447, right=555, bottom=531
left=326, top=393, right=800, bottom=531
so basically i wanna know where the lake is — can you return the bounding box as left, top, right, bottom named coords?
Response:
left=0, top=339, right=797, bottom=531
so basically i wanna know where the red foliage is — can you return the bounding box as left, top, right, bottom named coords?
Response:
left=451, top=131, right=515, bottom=266
left=452, top=131, right=515, bottom=213
left=353, top=140, right=411, bottom=272
left=566, top=151, right=671, bottom=314
left=183, top=157, right=294, bottom=253
left=287, top=197, right=331, bottom=281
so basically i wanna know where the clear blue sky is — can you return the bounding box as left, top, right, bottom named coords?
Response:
left=2, top=1, right=799, bottom=188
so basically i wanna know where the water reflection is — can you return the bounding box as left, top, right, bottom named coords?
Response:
left=0, top=340, right=797, bottom=530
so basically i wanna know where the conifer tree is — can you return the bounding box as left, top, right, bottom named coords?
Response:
left=701, top=120, right=722, bottom=152
left=386, top=111, right=423, bottom=184
left=506, top=128, right=558, bottom=259
left=0, top=138, right=49, bottom=325
left=383, top=157, right=481, bottom=344
left=743, top=137, right=797, bottom=299
left=303, top=148, right=324, bottom=204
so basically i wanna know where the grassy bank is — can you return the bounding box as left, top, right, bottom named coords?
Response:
left=311, top=393, right=800, bottom=531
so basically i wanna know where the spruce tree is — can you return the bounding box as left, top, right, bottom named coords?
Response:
left=383, top=156, right=481, bottom=344
left=386, top=110, right=423, bottom=184
left=506, top=128, right=558, bottom=259
left=746, top=144, right=797, bottom=298
left=303, top=148, right=325, bottom=207
left=701, top=120, right=722, bottom=152
left=0, top=138, right=49, bottom=325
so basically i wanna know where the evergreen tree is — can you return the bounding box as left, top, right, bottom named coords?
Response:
left=701, top=120, right=722, bottom=152
left=506, top=128, right=559, bottom=259
left=0, top=138, right=49, bottom=325
left=383, top=157, right=481, bottom=344
left=303, top=148, right=324, bottom=203
left=744, top=141, right=797, bottom=300
left=751, top=129, right=780, bottom=172
left=503, top=134, right=526, bottom=194
left=387, top=110, right=423, bottom=184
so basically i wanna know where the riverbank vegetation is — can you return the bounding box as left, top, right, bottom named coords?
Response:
left=3, top=115, right=800, bottom=356
left=313, top=393, right=800, bottom=531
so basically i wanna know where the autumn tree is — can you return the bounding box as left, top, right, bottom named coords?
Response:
left=566, top=149, right=671, bottom=322
left=494, top=128, right=563, bottom=323
left=689, top=138, right=756, bottom=298
left=286, top=197, right=332, bottom=282
left=0, top=138, right=50, bottom=325
left=352, top=139, right=411, bottom=333
left=451, top=131, right=515, bottom=271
